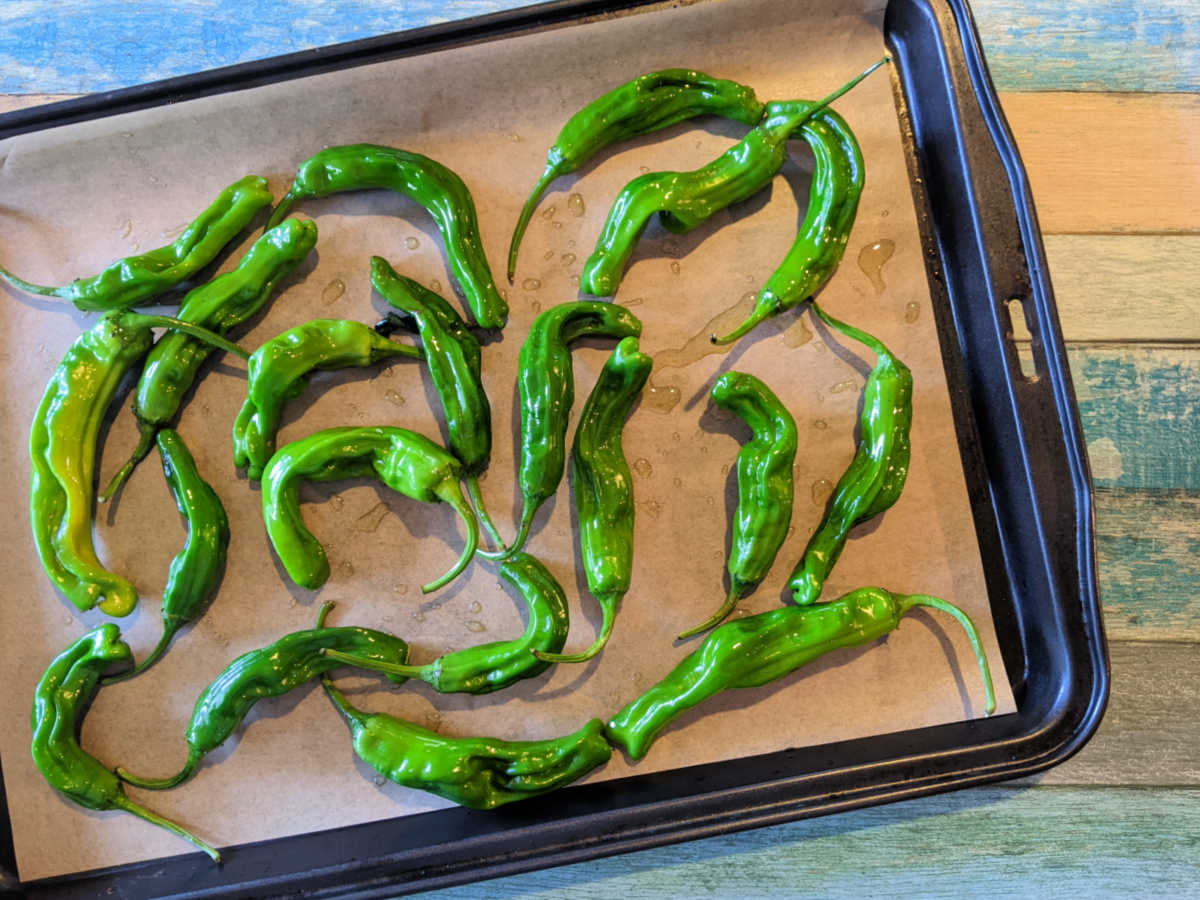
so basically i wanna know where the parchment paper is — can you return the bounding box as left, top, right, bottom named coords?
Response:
left=0, top=0, right=1014, bottom=880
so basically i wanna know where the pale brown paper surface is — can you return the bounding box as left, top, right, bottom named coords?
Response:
left=0, top=0, right=1014, bottom=880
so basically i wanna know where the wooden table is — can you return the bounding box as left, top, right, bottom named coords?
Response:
left=2, top=1, right=1196, bottom=895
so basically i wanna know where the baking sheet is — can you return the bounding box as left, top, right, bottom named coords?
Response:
left=0, top=0, right=1014, bottom=881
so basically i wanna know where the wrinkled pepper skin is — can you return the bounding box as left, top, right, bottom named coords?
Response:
left=322, top=675, right=612, bottom=809
left=681, top=372, right=797, bottom=638
left=1, top=175, right=273, bottom=311
left=261, top=426, right=479, bottom=593
left=537, top=336, right=651, bottom=663
left=30, top=310, right=246, bottom=617
left=268, top=144, right=508, bottom=329
left=32, top=625, right=220, bottom=860
left=788, top=304, right=912, bottom=606
left=713, top=108, right=864, bottom=345
left=509, top=69, right=764, bottom=277
left=116, top=604, right=410, bottom=791
left=502, top=302, right=643, bottom=557
left=232, top=319, right=420, bottom=479
left=325, top=552, right=570, bottom=694
left=606, top=587, right=995, bottom=760
left=103, top=217, right=318, bottom=498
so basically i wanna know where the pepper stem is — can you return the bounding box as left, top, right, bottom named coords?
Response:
left=533, top=603, right=615, bottom=664
left=678, top=584, right=744, bottom=639
left=0, top=262, right=68, bottom=298
left=803, top=55, right=892, bottom=125
left=265, top=191, right=301, bottom=231
left=320, top=672, right=369, bottom=729
left=320, top=647, right=424, bottom=679
left=99, top=421, right=158, bottom=502
left=100, top=624, right=177, bottom=686
left=124, top=313, right=251, bottom=360
left=478, top=504, right=532, bottom=561
left=810, top=300, right=889, bottom=359
left=896, top=593, right=996, bottom=716
left=115, top=752, right=199, bottom=791
left=466, top=475, right=508, bottom=553
left=421, top=486, right=479, bottom=593
left=710, top=302, right=774, bottom=346
left=507, top=165, right=562, bottom=281
left=114, top=795, right=220, bottom=863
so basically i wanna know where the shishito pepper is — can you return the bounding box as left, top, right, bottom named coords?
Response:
left=32, top=625, right=220, bottom=860
left=607, top=586, right=995, bottom=760
left=1, top=175, right=273, bottom=311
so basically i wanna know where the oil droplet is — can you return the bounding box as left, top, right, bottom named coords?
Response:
left=468, top=600, right=483, bottom=613
left=531, top=300, right=542, bottom=313
left=569, top=274, right=580, bottom=287
left=829, top=380, right=857, bottom=394
left=541, top=205, right=557, bottom=220
left=356, top=501, right=390, bottom=533
left=705, top=495, right=714, bottom=506
left=721, top=464, right=730, bottom=476
left=339, top=560, right=355, bottom=576
left=163, top=222, right=189, bottom=239
left=669, top=261, right=681, bottom=276
left=567, top=239, right=576, bottom=248
left=522, top=277, right=542, bottom=291
left=786, top=526, right=796, bottom=540
left=567, top=193, right=585, bottom=217
left=671, top=432, right=681, bottom=442
left=857, top=239, right=895, bottom=294
left=466, top=620, right=487, bottom=633
left=330, top=495, right=345, bottom=510
left=322, top=278, right=346, bottom=305
left=639, top=166, right=651, bottom=173
left=672, top=476, right=683, bottom=488
left=643, top=382, right=681, bottom=413
left=201, top=403, right=211, bottom=414
left=131, top=242, right=140, bottom=252
left=394, top=583, right=409, bottom=595
left=881, top=208, right=890, bottom=217
left=642, top=500, right=662, bottom=519
left=429, top=279, right=441, bottom=293
left=813, top=419, right=828, bottom=430
left=385, top=389, right=406, bottom=407
left=904, top=301, right=921, bottom=323
left=500, top=288, right=510, bottom=301
left=561, top=252, right=576, bottom=266
left=811, top=478, right=835, bottom=506
left=405, top=236, right=420, bottom=250
left=509, top=133, right=521, bottom=142
left=552, top=221, right=563, bottom=229
left=775, top=316, right=812, bottom=347
left=544, top=249, right=556, bottom=261
left=699, top=445, right=708, bottom=454
left=623, top=296, right=645, bottom=307
left=412, top=610, right=426, bottom=623
left=632, top=458, right=653, bottom=478
left=711, top=550, right=723, bottom=561
left=656, top=292, right=756, bottom=369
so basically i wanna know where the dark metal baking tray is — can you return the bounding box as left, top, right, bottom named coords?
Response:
left=0, top=0, right=1108, bottom=895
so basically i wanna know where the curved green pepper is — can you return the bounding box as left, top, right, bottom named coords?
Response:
left=261, top=426, right=479, bottom=593
left=32, top=625, right=220, bottom=860
left=680, top=372, right=797, bottom=638
left=323, top=551, right=570, bottom=694
left=232, top=319, right=420, bottom=479
left=607, top=586, right=995, bottom=760
left=268, top=143, right=508, bottom=329
left=509, top=69, right=764, bottom=277
left=2, top=175, right=273, bottom=311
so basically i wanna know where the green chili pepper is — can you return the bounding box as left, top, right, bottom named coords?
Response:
left=607, top=586, right=995, bottom=760
left=232, top=319, right=420, bottom=480
left=679, top=372, right=798, bottom=638
left=103, top=430, right=230, bottom=685
left=30, top=311, right=248, bottom=617
left=788, top=302, right=912, bottom=606
left=268, top=144, right=508, bottom=329
left=1, top=175, right=273, bottom=311
left=116, top=603, right=409, bottom=791
left=261, top=426, right=479, bottom=593
left=323, top=551, right=569, bottom=694
left=101, top=217, right=318, bottom=499
left=580, top=58, right=887, bottom=298
left=370, top=257, right=504, bottom=550
left=32, top=625, right=220, bottom=860
left=492, top=301, right=643, bottom=559
left=534, top=336, right=651, bottom=663
left=321, top=674, right=611, bottom=809
left=509, top=69, right=764, bottom=278
left=710, top=108, right=865, bottom=345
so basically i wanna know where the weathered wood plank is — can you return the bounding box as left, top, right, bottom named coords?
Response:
left=1043, top=235, right=1200, bottom=342
left=1095, top=489, right=1200, bottom=641
left=972, top=0, right=1200, bottom=93
left=409, top=787, right=1200, bottom=899
left=1001, top=93, right=1200, bottom=234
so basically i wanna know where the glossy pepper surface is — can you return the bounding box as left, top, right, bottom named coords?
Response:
left=30, top=311, right=247, bottom=617
left=268, top=143, right=508, bottom=329
left=232, top=318, right=420, bottom=479
left=788, top=303, right=912, bottom=606
left=680, top=372, right=797, bottom=638
left=116, top=603, right=410, bottom=791
left=606, top=586, right=995, bottom=760
left=1, top=175, right=273, bottom=311
left=500, top=301, right=643, bottom=557
left=105, top=430, right=230, bottom=684
left=322, top=674, right=612, bottom=809
left=32, top=625, right=220, bottom=860
left=103, top=217, right=318, bottom=499
left=324, top=551, right=570, bottom=694
left=536, top=336, right=651, bottom=663
left=261, top=426, right=479, bottom=593
left=509, top=69, right=764, bottom=278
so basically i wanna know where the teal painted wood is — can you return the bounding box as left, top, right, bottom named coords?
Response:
left=407, top=787, right=1200, bottom=899
left=1, top=1, right=1196, bottom=94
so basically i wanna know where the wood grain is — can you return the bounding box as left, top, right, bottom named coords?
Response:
left=1001, top=93, right=1200, bottom=234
